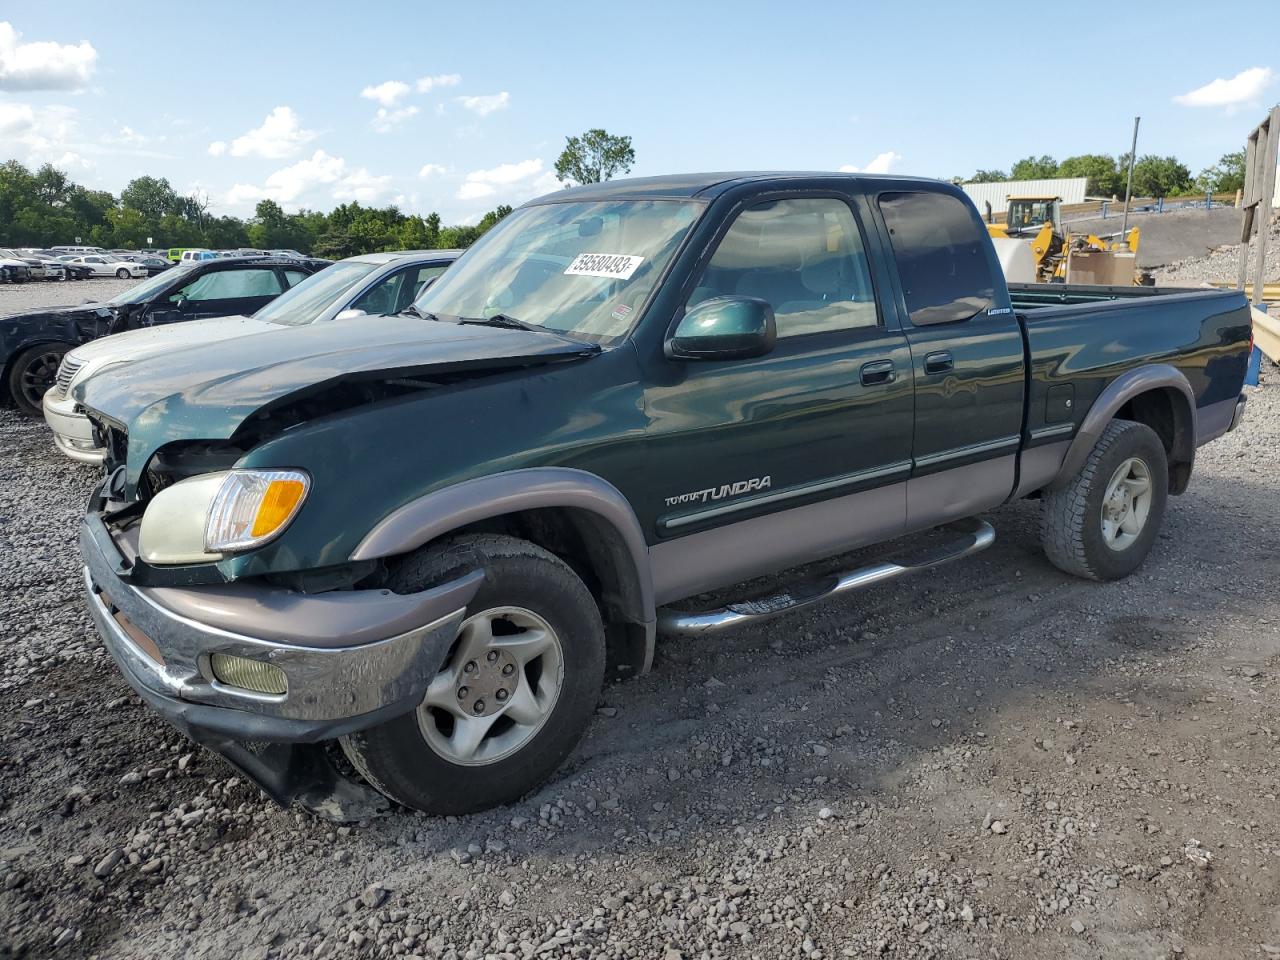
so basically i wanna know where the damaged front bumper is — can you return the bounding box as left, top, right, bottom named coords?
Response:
left=80, top=511, right=480, bottom=816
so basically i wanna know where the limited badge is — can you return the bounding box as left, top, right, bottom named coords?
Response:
left=564, top=253, right=644, bottom=280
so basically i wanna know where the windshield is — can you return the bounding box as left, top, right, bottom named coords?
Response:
left=256, top=260, right=380, bottom=326
left=414, top=199, right=701, bottom=343
left=108, top=265, right=195, bottom=305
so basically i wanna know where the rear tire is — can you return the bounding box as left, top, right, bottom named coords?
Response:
left=341, top=534, right=606, bottom=815
left=1040, top=419, right=1168, bottom=581
left=7, top=343, right=70, bottom=418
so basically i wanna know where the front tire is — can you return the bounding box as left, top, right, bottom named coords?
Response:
left=341, top=534, right=606, bottom=815
left=115, top=267, right=130, bottom=279
left=8, top=343, right=70, bottom=418
left=1040, top=419, right=1169, bottom=581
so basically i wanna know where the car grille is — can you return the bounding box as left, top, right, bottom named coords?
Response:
left=52, top=356, right=85, bottom=400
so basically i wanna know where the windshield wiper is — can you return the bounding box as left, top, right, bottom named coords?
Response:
left=455, top=313, right=539, bottom=331
left=401, top=303, right=443, bottom=321
left=456, top=314, right=601, bottom=350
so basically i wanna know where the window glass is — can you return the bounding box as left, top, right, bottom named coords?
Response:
left=255, top=261, right=380, bottom=326
left=174, top=268, right=284, bottom=303
left=688, top=198, right=877, bottom=339
left=283, top=269, right=309, bottom=287
left=878, top=191, right=995, bottom=326
left=351, top=270, right=408, bottom=315
left=409, top=263, right=448, bottom=300
left=415, top=200, right=700, bottom=344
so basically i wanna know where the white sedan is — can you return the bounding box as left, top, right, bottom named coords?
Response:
left=64, top=254, right=147, bottom=279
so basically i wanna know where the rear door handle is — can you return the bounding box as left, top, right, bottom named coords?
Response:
left=924, top=351, right=954, bottom=375
left=860, top=359, right=896, bottom=386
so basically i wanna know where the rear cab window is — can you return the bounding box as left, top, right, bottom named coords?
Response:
left=877, top=191, right=996, bottom=326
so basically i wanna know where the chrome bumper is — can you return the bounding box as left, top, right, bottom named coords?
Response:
left=42, top=392, right=105, bottom=464
left=81, top=514, right=480, bottom=740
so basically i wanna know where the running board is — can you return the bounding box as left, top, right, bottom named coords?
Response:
left=657, top=518, right=995, bottom=636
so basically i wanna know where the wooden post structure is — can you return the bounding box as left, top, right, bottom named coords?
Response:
left=1239, top=106, right=1280, bottom=308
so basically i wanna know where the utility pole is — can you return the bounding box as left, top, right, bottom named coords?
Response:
left=1120, top=116, right=1140, bottom=240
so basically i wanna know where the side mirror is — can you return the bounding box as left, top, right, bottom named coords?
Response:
left=667, top=296, right=776, bottom=361
left=334, top=308, right=367, bottom=321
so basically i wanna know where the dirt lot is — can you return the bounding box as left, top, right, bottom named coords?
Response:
left=1, top=364, right=1279, bottom=959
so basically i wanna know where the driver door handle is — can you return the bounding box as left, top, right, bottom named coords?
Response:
left=860, top=359, right=896, bottom=386
left=924, top=351, right=954, bottom=375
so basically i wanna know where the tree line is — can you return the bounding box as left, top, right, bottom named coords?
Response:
left=0, top=130, right=640, bottom=259
left=0, top=160, right=514, bottom=257
left=963, top=151, right=1246, bottom=200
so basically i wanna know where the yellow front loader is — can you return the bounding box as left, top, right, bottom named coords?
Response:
left=986, top=195, right=1143, bottom=284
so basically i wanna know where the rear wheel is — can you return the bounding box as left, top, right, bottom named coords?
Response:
left=1040, top=419, right=1168, bottom=580
left=341, top=534, right=606, bottom=815
left=7, top=343, right=70, bottom=418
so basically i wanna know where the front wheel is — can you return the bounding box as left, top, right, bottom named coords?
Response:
left=341, top=534, right=606, bottom=815
left=1040, top=419, right=1169, bottom=581
left=7, top=342, right=70, bottom=418
left=115, top=267, right=130, bottom=279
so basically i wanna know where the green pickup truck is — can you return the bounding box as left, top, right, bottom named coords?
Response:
left=77, top=173, right=1252, bottom=818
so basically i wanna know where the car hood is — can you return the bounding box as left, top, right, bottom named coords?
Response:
left=68, top=314, right=266, bottom=381
left=76, top=314, right=599, bottom=490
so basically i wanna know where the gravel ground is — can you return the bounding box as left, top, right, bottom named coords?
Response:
left=1154, top=220, right=1280, bottom=287
left=1065, top=207, right=1243, bottom=271
left=0, top=278, right=139, bottom=317
left=1, top=371, right=1278, bottom=960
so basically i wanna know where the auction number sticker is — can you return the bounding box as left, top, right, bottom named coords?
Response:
left=564, top=253, right=644, bottom=280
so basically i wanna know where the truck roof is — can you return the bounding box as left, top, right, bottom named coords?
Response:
left=531, top=172, right=951, bottom=204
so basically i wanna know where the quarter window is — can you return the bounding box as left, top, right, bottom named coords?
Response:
left=688, top=198, right=877, bottom=339
left=877, top=191, right=995, bottom=326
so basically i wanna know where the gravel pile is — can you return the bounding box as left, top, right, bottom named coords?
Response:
left=1, top=377, right=1279, bottom=959
left=1154, top=219, right=1280, bottom=286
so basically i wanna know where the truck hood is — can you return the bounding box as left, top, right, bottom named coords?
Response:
left=76, top=314, right=599, bottom=485
left=67, top=314, right=267, bottom=383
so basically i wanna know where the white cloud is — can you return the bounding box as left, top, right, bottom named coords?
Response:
left=371, top=105, right=419, bottom=133
left=224, top=149, right=393, bottom=209
left=109, top=125, right=148, bottom=145
left=458, top=158, right=544, bottom=200
left=53, top=150, right=91, bottom=171
left=1174, top=67, right=1274, bottom=111
left=457, top=91, right=510, bottom=116
left=211, top=106, right=316, bottom=160
left=332, top=167, right=393, bottom=204
left=0, top=100, right=34, bottom=134
left=361, top=80, right=411, bottom=107
left=0, top=21, right=96, bottom=91
left=839, top=150, right=901, bottom=174
left=417, top=73, right=460, bottom=93
left=418, top=163, right=447, bottom=178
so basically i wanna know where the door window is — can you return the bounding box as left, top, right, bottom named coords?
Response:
left=688, top=198, right=877, bottom=339
left=351, top=270, right=408, bottom=315
left=173, top=268, right=284, bottom=302
left=409, top=263, right=449, bottom=301
left=877, top=191, right=996, bottom=326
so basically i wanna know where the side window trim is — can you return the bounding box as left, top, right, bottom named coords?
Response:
left=680, top=192, right=884, bottom=343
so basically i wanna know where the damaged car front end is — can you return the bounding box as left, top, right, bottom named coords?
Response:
left=75, top=314, right=605, bottom=818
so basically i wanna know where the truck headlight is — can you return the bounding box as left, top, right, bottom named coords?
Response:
left=205, top=469, right=310, bottom=553
left=137, top=468, right=309, bottom=565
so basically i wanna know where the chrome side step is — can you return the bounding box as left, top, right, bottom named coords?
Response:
left=657, top=518, right=995, bottom=636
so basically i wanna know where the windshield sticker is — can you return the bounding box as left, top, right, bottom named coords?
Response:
left=610, top=303, right=633, bottom=323
left=564, top=253, right=644, bottom=281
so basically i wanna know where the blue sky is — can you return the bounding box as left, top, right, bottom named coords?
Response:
left=1, top=2, right=1275, bottom=224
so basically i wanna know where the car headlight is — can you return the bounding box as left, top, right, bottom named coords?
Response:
left=137, top=468, right=310, bottom=565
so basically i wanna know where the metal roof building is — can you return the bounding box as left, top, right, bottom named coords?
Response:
left=960, top=177, right=1089, bottom=216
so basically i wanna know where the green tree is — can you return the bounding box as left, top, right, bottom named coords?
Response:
left=1197, top=150, right=1246, bottom=196
left=554, top=129, right=635, bottom=185
left=1010, top=155, right=1058, bottom=180
left=968, top=169, right=1008, bottom=183
left=477, top=204, right=513, bottom=234
left=1130, top=155, right=1193, bottom=198
left=120, top=175, right=181, bottom=220
left=1055, top=154, right=1123, bottom=197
